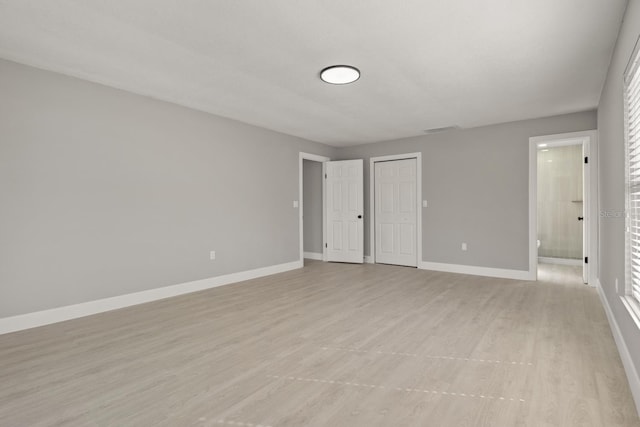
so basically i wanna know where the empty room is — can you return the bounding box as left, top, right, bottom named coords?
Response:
left=2, top=1, right=640, bottom=426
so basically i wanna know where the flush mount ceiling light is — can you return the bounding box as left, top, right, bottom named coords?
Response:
left=320, top=65, right=360, bottom=85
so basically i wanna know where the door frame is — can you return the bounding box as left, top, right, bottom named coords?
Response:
left=370, top=152, right=422, bottom=266
left=528, top=130, right=598, bottom=284
left=299, top=152, right=331, bottom=264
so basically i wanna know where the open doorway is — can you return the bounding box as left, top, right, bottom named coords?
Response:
left=537, top=142, right=585, bottom=276
left=529, top=131, right=598, bottom=284
left=299, top=152, right=330, bottom=265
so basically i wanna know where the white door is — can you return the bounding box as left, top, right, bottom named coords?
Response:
left=326, top=160, right=364, bottom=263
left=582, top=143, right=589, bottom=284
left=374, top=159, right=417, bottom=267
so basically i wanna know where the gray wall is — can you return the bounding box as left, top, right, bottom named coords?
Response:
left=0, top=57, right=602, bottom=320
left=0, top=59, right=336, bottom=317
left=598, top=0, right=640, bottom=392
left=303, top=160, right=323, bottom=254
left=338, top=111, right=597, bottom=271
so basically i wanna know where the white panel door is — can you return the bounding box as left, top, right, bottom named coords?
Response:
left=326, top=160, right=364, bottom=263
left=375, top=159, right=417, bottom=267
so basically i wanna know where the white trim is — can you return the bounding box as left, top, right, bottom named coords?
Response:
left=364, top=255, right=374, bottom=264
left=582, top=140, right=590, bottom=284
left=538, top=257, right=583, bottom=266
left=530, top=134, right=587, bottom=146
left=597, top=280, right=640, bottom=417
left=420, top=261, right=532, bottom=281
left=322, top=161, right=327, bottom=262
left=299, top=152, right=330, bottom=264
left=303, top=251, right=323, bottom=260
left=369, top=152, right=422, bottom=267
left=529, top=130, right=598, bottom=285
left=621, top=296, right=640, bottom=331
left=529, top=139, right=538, bottom=280
left=0, top=260, right=302, bottom=335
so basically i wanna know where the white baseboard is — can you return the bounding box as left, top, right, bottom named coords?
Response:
left=596, top=279, right=640, bottom=417
left=0, top=260, right=303, bottom=335
left=303, top=253, right=372, bottom=263
left=538, top=256, right=582, bottom=266
left=419, top=261, right=533, bottom=281
left=303, top=251, right=323, bottom=261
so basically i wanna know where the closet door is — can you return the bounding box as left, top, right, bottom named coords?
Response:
left=375, top=159, right=417, bottom=267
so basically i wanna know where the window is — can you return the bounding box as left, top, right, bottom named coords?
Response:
left=624, top=36, right=640, bottom=324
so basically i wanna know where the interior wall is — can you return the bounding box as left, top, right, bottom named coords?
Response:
left=537, top=145, right=583, bottom=259
left=0, top=59, right=336, bottom=318
left=303, top=160, right=323, bottom=254
left=0, top=57, right=604, bottom=318
left=338, top=111, right=597, bottom=271
left=597, top=0, right=640, bottom=397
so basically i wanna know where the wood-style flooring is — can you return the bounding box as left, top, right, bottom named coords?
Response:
left=0, top=261, right=638, bottom=426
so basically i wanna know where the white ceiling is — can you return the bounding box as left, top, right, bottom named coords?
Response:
left=0, top=0, right=628, bottom=146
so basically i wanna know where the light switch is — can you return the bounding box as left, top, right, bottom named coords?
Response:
left=422, top=200, right=428, bottom=208
left=293, top=200, right=299, bottom=208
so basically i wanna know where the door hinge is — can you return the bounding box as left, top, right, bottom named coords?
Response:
left=325, top=243, right=327, bottom=248
left=584, top=156, right=589, bottom=164
left=585, top=256, right=589, bottom=264
left=325, top=173, right=327, bottom=179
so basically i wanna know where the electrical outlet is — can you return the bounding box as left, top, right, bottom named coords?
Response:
left=461, top=243, right=467, bottom=251
left=210, top=251, right=216, bottom=260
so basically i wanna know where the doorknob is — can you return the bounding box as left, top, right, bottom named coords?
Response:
left=358, top=215, right=362, bottom=219
left=578, top=216, right=584, bottom=221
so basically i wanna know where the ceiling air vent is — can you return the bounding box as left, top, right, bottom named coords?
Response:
left=423, top=126, right=460, bottom=134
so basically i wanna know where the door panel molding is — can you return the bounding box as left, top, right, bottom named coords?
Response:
left=370, top=153, right=422, bottom=267
left=326, top=159, right=364, bottom=263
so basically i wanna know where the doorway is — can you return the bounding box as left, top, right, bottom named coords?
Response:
left=370, top=153, right=422, bottom=267
left=529, top=131, right=598, bottom=284
left=299, top=152, right=330, bottom=265
left=537, top=142, right=585, bottom=277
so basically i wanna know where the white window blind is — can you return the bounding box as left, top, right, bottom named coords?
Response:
left=625, top=38, right=640, bottom=308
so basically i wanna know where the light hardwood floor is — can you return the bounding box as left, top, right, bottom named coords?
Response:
left=1, top=261, right=638, bottom=426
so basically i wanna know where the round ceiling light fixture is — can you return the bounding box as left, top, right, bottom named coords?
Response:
left=320, top=65, right=360, bottom=85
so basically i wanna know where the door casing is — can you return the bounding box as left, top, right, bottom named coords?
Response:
left=528, top=130, right=598, bottom=284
